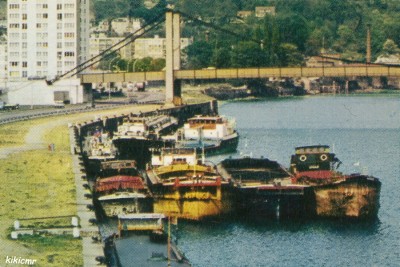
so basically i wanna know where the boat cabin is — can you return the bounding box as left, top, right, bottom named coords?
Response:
left=290, top=145, right=339, bottom=174
left=183, top=115, right=236, bottom=140
left=151, top=148, right=198, bottom=167
left=99, top=160, right=138, bottom=177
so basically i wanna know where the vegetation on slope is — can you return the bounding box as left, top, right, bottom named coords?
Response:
left=92, top=0, right=400, bottom=69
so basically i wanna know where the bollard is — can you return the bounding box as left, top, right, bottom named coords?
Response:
left=13, top=220, right=20, bottom=230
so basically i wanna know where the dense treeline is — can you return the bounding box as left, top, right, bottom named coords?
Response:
left=92, top=0, right=400, bottom=69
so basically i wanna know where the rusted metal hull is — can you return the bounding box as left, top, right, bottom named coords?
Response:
left=312, top=175, right=381, bottom=218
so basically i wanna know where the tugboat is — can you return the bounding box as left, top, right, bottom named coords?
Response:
left=145, top=148, right=233, bottom=220
left=93, top=160, right=153, bottom=217
left=217, top=157, right=313, bottom=219
left=290, top=145, right=381, bottom=219
left=162, top=115, right=239, bottom=156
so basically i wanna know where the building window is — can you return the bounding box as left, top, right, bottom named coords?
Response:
left=22, top=14, right=27, bottom=20
left=36, top=23, right=41, bottom=29
left=22, top=62, right=27, bottom=68
left=43, top=13, right=48, bottom=19
left=64, top=52, right=75, bottom=57
left=10, top=62, right=18, bottom=67
left=22, top=71, right=27, bottom=77
left=9, top=13, right=19, bottom=19
left=57, top=4, right=62, bottom=10
left=9, top=71, right=20, bottom=77
left=9, top=33, right=19, bottom=38
left=65, top=13, right=74, bottom=19
left=9, top=4, right=20, bottom=9
left=22, top=24, right=28, bottom=29
left=57, top=14, right=62, bottom=20
left=64, top=32, right=75, bottom=38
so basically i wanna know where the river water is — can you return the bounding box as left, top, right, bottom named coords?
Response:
left=176, top=95, right=400, bottom=267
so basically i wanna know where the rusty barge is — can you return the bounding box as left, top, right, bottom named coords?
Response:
left=290, top=145, right=381, bottom=219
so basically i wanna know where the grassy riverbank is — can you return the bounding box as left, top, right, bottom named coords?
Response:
left=0, top=124, right=81, bottom=266
left=0, top=104, right=163, bottom=266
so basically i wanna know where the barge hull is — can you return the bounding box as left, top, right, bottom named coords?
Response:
left=313, top=176, right=381, bottom=218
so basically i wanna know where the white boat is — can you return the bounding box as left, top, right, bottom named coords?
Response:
left=162, top=115, right=239, bottom=155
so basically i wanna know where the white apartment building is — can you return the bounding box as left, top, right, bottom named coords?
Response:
left=134, top=35, right=191, bottom=59
left=5, top=0, right=90, bottom=105
left=0, top=36, right=7, bottom=89
left=89, top=33, right=134, bottom=65
left=89, top=34, right=191, bottom=65
left=111, top=18, right=141, bottom=36
left=7, top=0, right=90, bottom=80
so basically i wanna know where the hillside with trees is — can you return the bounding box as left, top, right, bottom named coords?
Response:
left=92, top=0, right=400, bottom=69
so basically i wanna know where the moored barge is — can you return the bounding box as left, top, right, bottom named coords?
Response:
left=94, top=160, right=153, bottom=217
left=217, top=157, right=313, bottom=219
left=290, top=145, right=381, bottom=218
left=145, top=148, right=234, bottom=220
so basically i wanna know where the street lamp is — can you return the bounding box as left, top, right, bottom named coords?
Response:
left=127, top=58, right=138, bottom=72
left=109, top=56, right=121, bottom=72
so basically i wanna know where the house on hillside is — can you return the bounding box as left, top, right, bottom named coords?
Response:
left=306, top=53, right=343, bottom=67
left=237, top=11, right=253, bottom=19
left=255, top=6, right=276, bottom=17
left=375, top=54, right=400, bottom=65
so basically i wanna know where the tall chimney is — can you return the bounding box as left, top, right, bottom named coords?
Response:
left=366, top=24, right=371, bottom=64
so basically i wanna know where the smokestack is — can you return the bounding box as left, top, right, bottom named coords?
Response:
left=366, top=24, right=371, bottom=64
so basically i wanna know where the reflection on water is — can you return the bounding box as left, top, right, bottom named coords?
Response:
left=178, top=95, right=399, bottom=267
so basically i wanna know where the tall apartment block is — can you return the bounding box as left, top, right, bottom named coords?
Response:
left=7, top=0, right=90, bottom=81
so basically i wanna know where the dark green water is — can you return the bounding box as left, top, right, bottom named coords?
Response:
left=177, top=95, right=400, bottom=267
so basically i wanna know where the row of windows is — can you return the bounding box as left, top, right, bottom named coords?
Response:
left=37, top=4, right=48, bottom=9
left=9, top=4, right=19, bottom=9
left=9, top=60, right=76, bottom=69
left=9, top=23, right=28, bottom=29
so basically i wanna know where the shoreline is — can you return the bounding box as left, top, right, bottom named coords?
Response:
left=0, top=104, right=163, bottom=266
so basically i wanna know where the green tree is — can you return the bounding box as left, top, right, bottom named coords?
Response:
left=184, top=41, right=213, bottom=69
left=277, top=43, right=304, bottom=66
left=231, top=41, right=267, bottom=67
left=151, top=58, right=166, bottom=71
left=212, top=47, right=232, bottom=68
left=276, top=13, right=309, bottom=52
left=382, top=39, right=400, bottom=55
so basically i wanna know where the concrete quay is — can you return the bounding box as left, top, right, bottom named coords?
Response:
left=69, top=126, right=106, bottom=266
